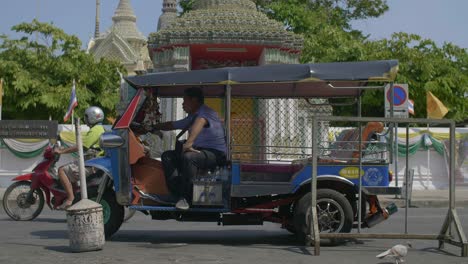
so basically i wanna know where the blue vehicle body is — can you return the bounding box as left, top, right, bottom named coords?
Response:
left=93, top=60, right=400, bottom=239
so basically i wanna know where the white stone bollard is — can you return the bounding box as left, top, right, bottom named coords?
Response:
left=66, top=199, right=105, bottom=252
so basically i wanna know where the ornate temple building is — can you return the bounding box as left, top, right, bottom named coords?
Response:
left=88, top=0, right=152, bottom=75
left=148, top=0, right=303, bottom=72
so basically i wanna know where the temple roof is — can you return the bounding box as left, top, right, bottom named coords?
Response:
left=91, top=31, right=139, bottom=65
left=89, top=0, right=151, bottom=73
left=103, top=0, right=146, bottom=41
left=149, top=0, right=303, bottom=51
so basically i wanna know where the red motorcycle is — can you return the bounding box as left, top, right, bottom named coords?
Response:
left=2, top=143, right=102, bottom=221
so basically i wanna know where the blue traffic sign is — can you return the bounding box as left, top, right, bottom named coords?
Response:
left=386, top=85, right=407, bottom=106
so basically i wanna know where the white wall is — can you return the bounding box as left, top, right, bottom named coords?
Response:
left=0, top=150, right=76, bottom=199
left=391, top=149, right=451, bottom=190
left=0, top=124, right=94, bottom=197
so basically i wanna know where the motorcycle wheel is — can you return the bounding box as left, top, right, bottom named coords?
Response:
left=86, top=187, right=124, bottom=239
left=2, top=181, right=45, bottom=221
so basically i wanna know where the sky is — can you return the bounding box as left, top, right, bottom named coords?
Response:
left=0, top=0, right=467, bottom=50
left=352, top=0, right=468, bottom=49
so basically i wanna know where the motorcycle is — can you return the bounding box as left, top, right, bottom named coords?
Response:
left=2, top=142, right=103, bottom=221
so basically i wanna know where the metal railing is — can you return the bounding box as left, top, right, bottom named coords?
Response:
left=230, top=98, right=391, bottom=166
left=309, top=116, right=468, bottom=257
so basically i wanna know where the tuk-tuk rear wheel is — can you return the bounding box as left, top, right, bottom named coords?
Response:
left=293, top=189, right=353, bottom=244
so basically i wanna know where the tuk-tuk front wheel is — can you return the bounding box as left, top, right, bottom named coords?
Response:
left=86, top=187, right=124, bottom=239
left=294, top=189, right=353, bottom=243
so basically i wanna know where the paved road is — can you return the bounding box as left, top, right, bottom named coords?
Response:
left=0, top=206, right=467, bottom=264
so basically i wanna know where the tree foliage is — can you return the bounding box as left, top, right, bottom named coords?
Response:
left=362, top=33, right=468, bottom=120
left=257, top=0, right=468, bottom=122
left=0, top=20, right=124, bottom=122
left=256, top=0, right=388, bottom=30
left=179, top=0, right=194, bottom=14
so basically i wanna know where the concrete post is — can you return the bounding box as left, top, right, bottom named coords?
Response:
left=66, top=118, right=105, bottom=252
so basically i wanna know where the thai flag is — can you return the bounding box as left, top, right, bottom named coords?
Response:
left=408, top=99, right=415, bottom=115
left=63, top=79, right=78, bottom=122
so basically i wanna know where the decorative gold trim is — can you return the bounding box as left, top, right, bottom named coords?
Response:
left=298, top=77, right=322, bottom=82
left=218, top=80, right=239, bottom=85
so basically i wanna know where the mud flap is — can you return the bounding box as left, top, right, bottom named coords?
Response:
left=364, top=195, right=398, bottom=227
left=95, top=174, right=110, bottom=203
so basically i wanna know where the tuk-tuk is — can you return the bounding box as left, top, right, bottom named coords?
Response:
left=86, top=60, right=400, bottom=240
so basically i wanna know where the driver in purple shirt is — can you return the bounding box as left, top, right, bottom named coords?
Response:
left=151, top=87, right=226, bottom=210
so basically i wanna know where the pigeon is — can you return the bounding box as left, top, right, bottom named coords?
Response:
left=376, top=242, right=412, bottom=264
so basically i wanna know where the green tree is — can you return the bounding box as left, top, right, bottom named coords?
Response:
left=181, top=0, right=388, bottom=28
left=257, top=0, right=467, bottom=121
left=0, top=20, right=124, bottom=122
left=253, top=0, right=385, bottom=63
left=362, top=33, right=468, bottom=121
left=256, top=0, right=389, bottom=31
left=179, top=0, right=194, bottom=14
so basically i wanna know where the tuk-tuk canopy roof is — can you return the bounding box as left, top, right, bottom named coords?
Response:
left=125, top=60, right=398, bottom=98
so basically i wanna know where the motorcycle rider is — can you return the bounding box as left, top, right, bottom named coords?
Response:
left=54, top=106, right=106, bottom=209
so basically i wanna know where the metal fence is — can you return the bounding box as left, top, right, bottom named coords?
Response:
left=230, top=98, right=389, bottom=165
left=309, top=116, right=468, bottom=257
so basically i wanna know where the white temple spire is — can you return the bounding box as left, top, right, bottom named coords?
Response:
left=94, top=0, right=100, bottom=38
left=157, top=0, right=178, bottom=31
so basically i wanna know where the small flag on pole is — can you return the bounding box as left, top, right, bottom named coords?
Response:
left=427, top=91, right=448, bottom=119
left=64, top=79, right=78, bottom=122
left=408, top=99, right=415, bottom=115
